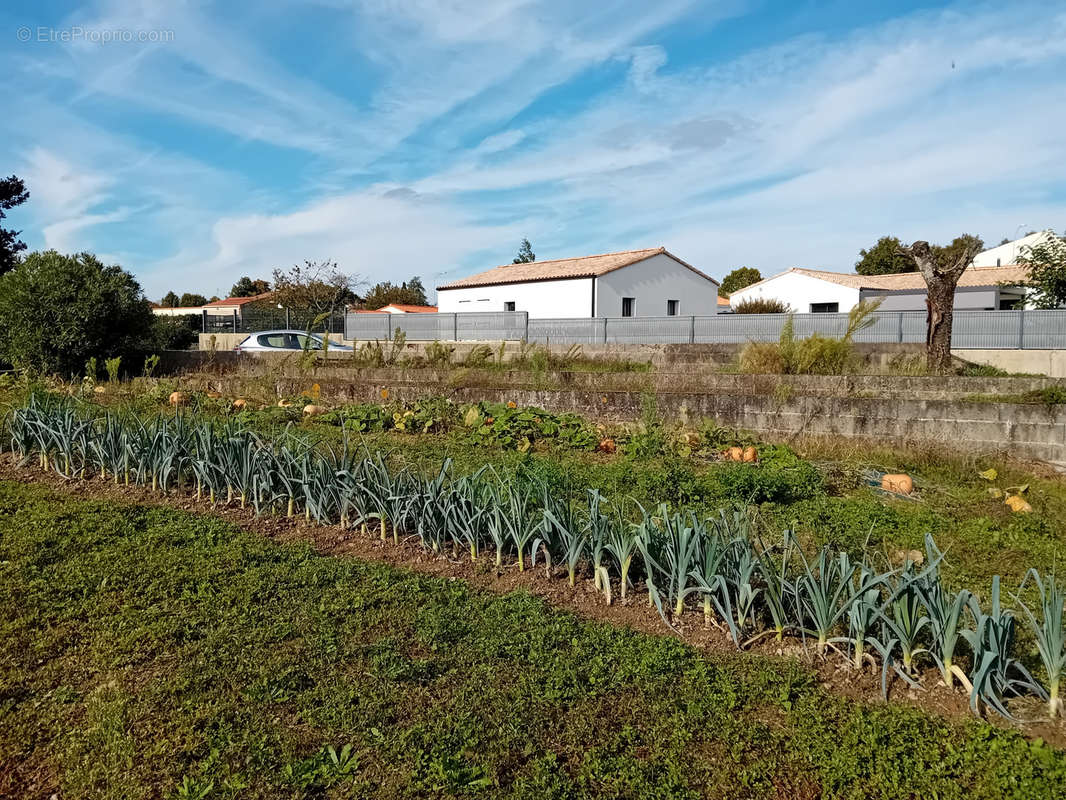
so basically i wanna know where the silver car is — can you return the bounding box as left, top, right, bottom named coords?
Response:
left=234, top=330, right=353, bottom=353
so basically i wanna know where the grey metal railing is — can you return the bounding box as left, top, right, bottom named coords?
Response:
left=342, top=309, right=1066, bottom=349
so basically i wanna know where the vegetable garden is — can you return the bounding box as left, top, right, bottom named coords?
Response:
left=5, top=392, right=1065, bottom=724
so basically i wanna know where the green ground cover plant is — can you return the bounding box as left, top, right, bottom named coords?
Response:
left=5, top=394, right=1066, bottom=724
left=2, top=480, right=1066, bottom=798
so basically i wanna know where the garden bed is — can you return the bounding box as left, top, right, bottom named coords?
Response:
left=3, top=478, right=1066, bottom=798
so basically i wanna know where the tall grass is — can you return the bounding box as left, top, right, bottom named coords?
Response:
left=739, top=299, right=882, bottom=375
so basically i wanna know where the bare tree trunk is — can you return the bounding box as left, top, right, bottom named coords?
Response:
left=924, top=282, right=955, bottom=372
left=903, top=237, right=984, bottom=374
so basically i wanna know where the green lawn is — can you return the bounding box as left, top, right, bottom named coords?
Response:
left=2, top=480, right=1064, bottom=799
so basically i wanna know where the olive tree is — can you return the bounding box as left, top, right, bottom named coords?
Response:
left=901, top=235, right=984, bottom=372
left=0, top=250, right=154, bottom=375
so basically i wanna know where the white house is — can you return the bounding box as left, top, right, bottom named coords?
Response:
left=972, top=230, right=1056, bottom=267
left=436, top=247, right=720, bottom=319
left=729, top=265, right=1031, bottom=313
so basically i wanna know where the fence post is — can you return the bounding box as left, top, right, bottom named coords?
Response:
left=602, top=317, right=608, bottom=344
left=201, top=309, right=207, bottom=333
left=897, top=312, right=903, bottom=343
left=1018, top=308, right=1025, bottom=350
left=232, top=309, right=238, bottom=333
left=452, top=313, right=458, bottom=342
left=689, top=315, right=696, bottom=344
left=523, top=312, right=529, bottom=342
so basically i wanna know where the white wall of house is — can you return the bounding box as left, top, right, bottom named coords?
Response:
left=972, top=231, right=1052, bottom=267
left=153, top=306, right=211, bottom=316
left=860, top=287, right=1011, bottom=311
left=729, top=272, right=861, bottom=313
left=437, top=277, right=594, bottom=319
left=594, top=253, right=719, bottom=317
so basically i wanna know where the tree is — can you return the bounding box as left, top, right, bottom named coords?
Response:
left=719, top=267, right=762, bottom=296
left=362, top=275, right=429, bottom=310
left=150, top=315, right=200, bottom=351
left=0, top=250, right=154, bottom=375
left=1017, top=236, right=1066, bottom=309
left=0, top=175, right=30, bottom=275
left=855, top=236, right=916, bottom=275
left=178, top=293, right=209, bottom=307
left=901, top=234, right=984, bottom=372
left=229, top=276, right=271, bottom=297
left=161, top=291, right=180, bottom=307
left=405, top=276, right=428, bottom=305
left=271, top=259, right=362, bottom=315
left=513, top=238, right=535, bottom=264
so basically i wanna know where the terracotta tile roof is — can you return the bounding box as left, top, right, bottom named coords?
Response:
left=716, top=295, right=731, bottom=306
left=383, top=304, right=438, bottom=312
left=203, top=291, right=274, bottom=307
left=744, top=265, right=1030, bottom=293
left=437, top=247, right=717, bottom=290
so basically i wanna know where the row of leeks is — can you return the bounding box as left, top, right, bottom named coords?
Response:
left=3, top=393, right=1064, bottom=721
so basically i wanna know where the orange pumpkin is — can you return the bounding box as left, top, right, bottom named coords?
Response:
left=881, top=474, right=913, bottom=495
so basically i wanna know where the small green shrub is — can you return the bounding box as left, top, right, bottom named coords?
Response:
left=425, top=341, right=453, bottom=367
left=464, top=344, right=493, bottom=368
left=733, top=297, right=792, bottom=314
left=714, top=459, right=824, bottom=504
left=105, top=356, right=122, bottom=383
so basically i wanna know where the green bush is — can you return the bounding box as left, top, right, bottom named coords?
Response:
left=733, top=297, right=791, bottom=314
left=0, top=250, right=155, bottom=376
left=715, top=461, right=823, bottom=504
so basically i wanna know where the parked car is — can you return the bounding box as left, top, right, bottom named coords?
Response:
left=234, top=330, right=353, bottom=353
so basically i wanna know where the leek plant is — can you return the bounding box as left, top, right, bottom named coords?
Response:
left=1014, top=569, right=1065, bottom=718
left=542, top=493, right=586, bottom=587
left=963, top=577, right=1045, bottom=719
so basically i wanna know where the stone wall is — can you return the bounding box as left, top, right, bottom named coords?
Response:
left=164, top=366, right=1066, bottom=465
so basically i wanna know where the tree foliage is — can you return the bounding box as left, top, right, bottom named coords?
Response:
left=855, top=236, right=916, bottom=275
left=271, top=260, right=361, bottom=315
left=0, top=175, right=30, bottom=276
left=1017, top=236, right=1066, bottom=309
left=719, top=267, right=762, bottom=296
left=362, top=276, right=429, bottom=310
left=161, top=291, right=180, bottom=308
left=229, top=276, right=271, bottom=297
left=0, top=251, right=155, bottom=375
left=178, top=293, right=208, bottom=307
left=513, top=238, right=535, bottom=264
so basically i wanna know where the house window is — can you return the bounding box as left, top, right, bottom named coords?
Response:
left=810, top=302, right=839, bottom=313
left=504, top=301, right=516, bottom=311
left=622, top=297, right=635, bottom=317
left=666, top=300, right=679, bottom=316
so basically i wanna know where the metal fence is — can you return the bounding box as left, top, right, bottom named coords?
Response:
left=203, top=308, right=345, bottom=335
left=341, top=309, right=1066, bottom=350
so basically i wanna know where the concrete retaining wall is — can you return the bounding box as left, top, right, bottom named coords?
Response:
left=165, top=371, right=1066, bottom=465
left=962, top=349, right=1066, bottom=379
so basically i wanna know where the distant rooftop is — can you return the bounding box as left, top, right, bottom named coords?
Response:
left=437, top=247, right=717, bottom=290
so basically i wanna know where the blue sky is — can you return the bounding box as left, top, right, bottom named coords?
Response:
left=2, top=0, right=1064, bottom=301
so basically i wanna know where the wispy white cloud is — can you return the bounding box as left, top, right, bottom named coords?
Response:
left=1, top=0, right=1064, bottom=301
